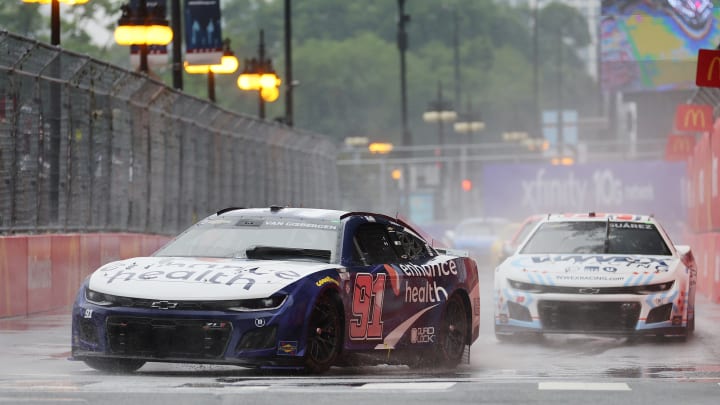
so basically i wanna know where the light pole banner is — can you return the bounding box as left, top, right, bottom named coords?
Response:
left=184, top=0, right=223, bottom=65
left=129, top=0, right=169, bottom=69
left=481, top=160, right=688, bottom=239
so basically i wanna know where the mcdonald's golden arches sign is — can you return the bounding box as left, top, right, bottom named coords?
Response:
left=696, top=49, right=720, bottom=88
left=674, top=104, right=713, bottom=133
left=664, top=134, right=695, bottom=161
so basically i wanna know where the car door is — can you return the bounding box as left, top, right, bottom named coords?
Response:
left=344, top=219, right=441, bottom=351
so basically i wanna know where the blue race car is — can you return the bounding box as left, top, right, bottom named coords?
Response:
left=71, top=207, right=481, bottom=373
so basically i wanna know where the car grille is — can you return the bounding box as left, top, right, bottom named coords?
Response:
left=508, top=280, right=673, bottom=295
left=537, top=301, right=640, bottom=332
left=106, top=316, right=232, bottom=359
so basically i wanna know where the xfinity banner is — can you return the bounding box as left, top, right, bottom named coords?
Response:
left=482, top=160, right=687, bottom=226
left=184, top=0, right=223, bottom=65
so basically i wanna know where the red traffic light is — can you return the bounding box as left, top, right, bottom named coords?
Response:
left=461, top=179, right=472, bottom=192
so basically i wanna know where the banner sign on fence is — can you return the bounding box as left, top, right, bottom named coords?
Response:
left=184, top=0, right=223, bottom=65
left=482, top=160, right=687, bottom=237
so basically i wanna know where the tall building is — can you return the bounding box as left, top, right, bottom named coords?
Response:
left=504, top=0, right=600, bottom=79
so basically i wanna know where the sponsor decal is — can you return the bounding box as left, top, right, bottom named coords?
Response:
left=263, top=220, right=337, bottom=230
left=531, top=255, right=669, bottom=272
left=396, top=261, right=458, bottom=277
left=696, top=49, right=720, bottom=88
left=674, top=103, right=713, bottom=132
left=664, top=134, right=695, bottom=162
left=254, top=318, right=266, bottom=327
left=277, top=341, right=298, bottom=355
left=315, top=276, right=339, bottom=287
left=608, top=222, right=652, bottom=229
left=568, top=266, right=618, bottom=274
left=410, top=326, right=436, bottom=344
left=101, top=261, right=302, bottom=291
left=404, top=280, right=448, bottom=303
left=555, top=274, right=625, bottom=282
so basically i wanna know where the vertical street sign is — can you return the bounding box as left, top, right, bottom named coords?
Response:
left=184, top=0, right=223, bottom=65
left=674, top=104, right=713, bottom=133
left=696, top=49, right=720, bottom=88
left=664, top=134, right=695, bottom=161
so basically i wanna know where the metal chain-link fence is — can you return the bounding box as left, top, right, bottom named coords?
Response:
left=0, top=31, right=339, bottom=235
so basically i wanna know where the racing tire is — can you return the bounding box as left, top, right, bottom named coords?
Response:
left=83, top=357, right=145, bottom=373
left=303, top=292, right=343, bottom=374
left=436, top=293, right=470, bottom=368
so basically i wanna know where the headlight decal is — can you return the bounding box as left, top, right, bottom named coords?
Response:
left=226, top=295, right=287, bottom=312
left=85, top=288, right=116, bottom=306
left=502, top=287, right=534, bottom=307
left=645, top=288, right=679, bottom=308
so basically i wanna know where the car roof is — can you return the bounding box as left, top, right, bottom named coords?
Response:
left=212, top=207, right=427, bottom=237
left=215, top=207, right=348, bottom=221
left=542, top=213, right=657, bottom=223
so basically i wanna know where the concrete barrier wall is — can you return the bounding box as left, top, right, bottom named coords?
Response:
left=0, top=233, right=170, bottom=318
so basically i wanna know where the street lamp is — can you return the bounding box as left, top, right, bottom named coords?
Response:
left=423, top=81, right=456, bottom=220
left=237, top=30, right=282, bottom=119
left=184, top=39, right=239, bottom=102
left=453, top=103, right=485, bottom=137
left=114, top=1, right=173, bottom=73
left=21, top=0, right=90, bottom=45
left=453, top=101, right=484, bottom=217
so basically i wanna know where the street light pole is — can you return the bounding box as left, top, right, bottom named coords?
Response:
left=258, top=29, right=267, bottom=119
left=284, top=0, right=293, bottom=126
left=397, top=0, right=411, bottom=215
left=423, top=81, right=456, bottom=220
left=453, top=6, right=460, bottom=109
left=50, top=0, right=61, bottom=222
left=533, top=0, right=540, bottom=137
left=51, top=0, right=60, bottom=45
left=558, top=27, right=564, bottom=159
left=171, top=0, right=183, bottom=89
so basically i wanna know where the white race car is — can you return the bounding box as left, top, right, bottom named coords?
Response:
left=494, top=213, right=697, bottom=340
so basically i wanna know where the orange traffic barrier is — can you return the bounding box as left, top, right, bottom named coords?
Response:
left=0, top=233, right=170, bottom=318
left=0, top=236, right=29, bottom=318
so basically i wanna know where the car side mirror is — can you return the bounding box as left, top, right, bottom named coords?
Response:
left=675, top=245, right=690, bottom=256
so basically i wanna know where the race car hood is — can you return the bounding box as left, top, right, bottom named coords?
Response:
left=87, top=256, right=337, bottom=300
left=499, top=254, right=681, bottom=286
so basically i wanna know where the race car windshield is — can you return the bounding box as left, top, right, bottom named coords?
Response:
left=519, top=221, right=672, bottom=256
left=153, top=218, right=339, bottom=262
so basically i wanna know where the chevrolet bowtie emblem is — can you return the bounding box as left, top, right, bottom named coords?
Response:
left=151, top=301, right=179, bottom=310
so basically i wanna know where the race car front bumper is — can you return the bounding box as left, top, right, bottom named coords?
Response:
left=494, top=280, right=691, bottom=337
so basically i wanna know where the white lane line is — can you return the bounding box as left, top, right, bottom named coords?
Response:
left=0, top=399, right=86, bottom=403
left=356, top=382, right=456, bottom=390
left=539, top=382, right=631, bottom=391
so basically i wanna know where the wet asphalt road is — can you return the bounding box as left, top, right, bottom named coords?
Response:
left=1, top=270, right=720, bottom=404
